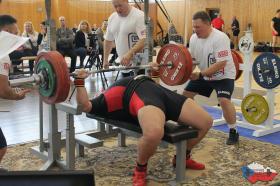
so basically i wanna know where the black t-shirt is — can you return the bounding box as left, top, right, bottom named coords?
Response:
left=231, top=19, right=240, bottom=32
left=272, top=17, right=280, bottom=32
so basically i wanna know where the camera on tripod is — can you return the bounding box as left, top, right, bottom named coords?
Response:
left=87, top=32, right=98, bottom=42
left=84, top=31, right=102, bottom=69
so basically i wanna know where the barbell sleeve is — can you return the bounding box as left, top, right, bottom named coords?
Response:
left=70, top=63, right=172, bottom=77
left=9, top=74, right=42, bottom=87
left=246, top=107, right=257, bottom=112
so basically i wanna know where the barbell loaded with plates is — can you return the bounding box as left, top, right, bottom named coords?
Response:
left=252, top=52, right=280, bottom=89
left=240, top=52, right=280, bottom=124
left=8, top=44, right=243, bottom=104
left=9, top=45, right=192, bottom=104
left=155, top=44, right=243, bottom=84
left=9, top=52, right=71, bottom=104
left=241, top=93, right=269, bottom=125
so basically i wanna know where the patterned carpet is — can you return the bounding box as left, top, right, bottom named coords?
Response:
left=1, top=129, right=280, bottom=186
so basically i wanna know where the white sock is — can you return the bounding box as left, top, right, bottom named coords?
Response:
left=228, top=124, right=237, bottom=130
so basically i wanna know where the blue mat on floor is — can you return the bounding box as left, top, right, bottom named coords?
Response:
left=204, top=106, right=280, bottom=146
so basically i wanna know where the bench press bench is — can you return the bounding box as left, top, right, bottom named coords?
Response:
left=86, top=113, right=199, bottom=184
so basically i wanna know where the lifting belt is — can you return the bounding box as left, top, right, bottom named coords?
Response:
left=123, top=75, right=154, bottom=113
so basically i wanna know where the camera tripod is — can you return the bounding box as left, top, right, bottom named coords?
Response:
left=84, top=43, right=108, bottom=89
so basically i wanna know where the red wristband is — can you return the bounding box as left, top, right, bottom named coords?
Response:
left=74, top=78, right=85, bottom=87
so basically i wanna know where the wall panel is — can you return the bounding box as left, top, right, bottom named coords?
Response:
left=0, top=0, right=157, bottom=36
left=156, top=0, right=279, bottom=43
left=183, top=0, right=280, bottom=42
left=0, top=0, right=279, bottom=42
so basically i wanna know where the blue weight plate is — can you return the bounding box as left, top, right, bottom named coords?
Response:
left=252, top=52, right=280, bottom=89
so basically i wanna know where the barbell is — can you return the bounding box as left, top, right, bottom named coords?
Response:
left=10, top=44, right=190, bottom=104
left=241, top=93, right=269, bottom=125
left=9, top=44, right=243, bottom=104
left=252, top=52, right=280, bottom=89
left=10, top=52, right=70, bottom=104
left=240, top=52, right=280, bottom=125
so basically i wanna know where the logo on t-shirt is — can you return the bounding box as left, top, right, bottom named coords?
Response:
left=128, top=33, right=139, bottom=49
left=208, top=53, right=224, bottom=78
left=3, top=63, right=10, bottom=70
left=208, top=53, right=216, bottom=66
left=218, top=50, right=229, bottom=58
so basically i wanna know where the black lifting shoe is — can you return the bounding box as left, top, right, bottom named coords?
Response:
left=226, top=128, right=239, bottom=145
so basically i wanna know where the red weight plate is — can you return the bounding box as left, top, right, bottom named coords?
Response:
left=178, top=44, right=193, bottom=84
left=36, top=51, right=70, bottom=104
left=231, top=51, right=240, bottom=81
left=156, top=44, right=192, bottom=85
left=231, top=50, right=243, bottom=80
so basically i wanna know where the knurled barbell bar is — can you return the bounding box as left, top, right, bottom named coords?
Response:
left=9, top=44, right=243, bottom=104
left=69, top=62, right=173, bottom=77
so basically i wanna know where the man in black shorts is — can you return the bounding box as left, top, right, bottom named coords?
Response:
left=74, top=69, right=213, bottom=186
left=271, top=9, right=280, bottom=53
left=184, top=11, right=239, bottom=145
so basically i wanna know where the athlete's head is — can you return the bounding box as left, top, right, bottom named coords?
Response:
left=192, top=11, right=212, bottom=39
left=276, top=9, right=280, bottom=18
left=0, top=14, right=18, bottom=35
left=112, top=0, right=131, bottom=17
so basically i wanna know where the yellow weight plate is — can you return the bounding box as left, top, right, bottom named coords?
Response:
left=241, top=93, right=269, bottom=125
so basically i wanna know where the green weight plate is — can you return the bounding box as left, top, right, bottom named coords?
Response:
left=241, top=93, right=269, bottom=125
left=35, top=51, right=70, bottom=104
left=34, top=59, right=56, bottom=97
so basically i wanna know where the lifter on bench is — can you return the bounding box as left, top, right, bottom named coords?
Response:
left=74, top=68, right=213, bottom=186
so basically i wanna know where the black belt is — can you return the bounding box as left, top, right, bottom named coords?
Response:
left=123, top=75, right=154, bottom=113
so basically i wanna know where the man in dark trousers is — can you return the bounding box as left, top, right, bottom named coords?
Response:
left=271, top=9, right=280, bottom=53
left=231, top=16, right=240, bottom=50
left=56, top=16, right=77, bottom=72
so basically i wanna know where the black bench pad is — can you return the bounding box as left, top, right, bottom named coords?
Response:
left=86, top=114, right=198, bottom=143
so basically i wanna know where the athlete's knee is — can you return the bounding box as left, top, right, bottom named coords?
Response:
left=193, top=110, right=213, bottom=131
left=199, top=113, right=213, bottom=131
left=142, top=125, right=164, bottom=142
left=218, top=97, right=232, bottom=107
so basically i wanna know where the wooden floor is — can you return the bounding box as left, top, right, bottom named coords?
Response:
left=0, top=66, right=117, bottom=145
left=1, top=52, right=280, bottom=146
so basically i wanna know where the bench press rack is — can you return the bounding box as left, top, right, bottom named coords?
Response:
left=30, top=99, right=198, bottom=184
left=30, top=100, right=122, bottom=170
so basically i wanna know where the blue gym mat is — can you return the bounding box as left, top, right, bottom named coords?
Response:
left=204, top=106, right=280, bottom=146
